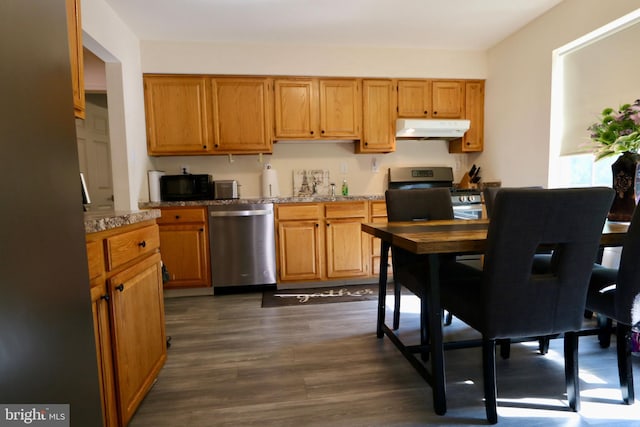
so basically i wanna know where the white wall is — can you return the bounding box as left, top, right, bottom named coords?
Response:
left=82, top=0, right=154, bottom=210
left=141, top=41, right=486, bottom=79
left=141, top=41, right=487, bottom=198
left=481, top=0, right=640, bottom=187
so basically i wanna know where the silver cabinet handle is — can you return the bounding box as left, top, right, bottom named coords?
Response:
left=209, top=210, right=272, bottom=217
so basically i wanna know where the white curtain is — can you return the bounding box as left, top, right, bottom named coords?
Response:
left=560, top=23, right=640, bottom=156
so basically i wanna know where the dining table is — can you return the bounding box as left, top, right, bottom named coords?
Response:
left=361, top=218, right=629, bottom=416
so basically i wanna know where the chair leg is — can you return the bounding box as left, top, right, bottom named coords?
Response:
left=539, top=336, right=550, bottom=355
left=564, top=331, right=580, bottom=412
left=482, top=338, right=498, bottom=424
left=444, top=311, right=453, bottom=326
left=597, top=313, right=613, bottom=348
left=616, top=323, right=635, bottom=404
left=393, top=281, right=401, bottom=330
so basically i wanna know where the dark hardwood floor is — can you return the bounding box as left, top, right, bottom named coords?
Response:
left=130, top=290, right=640, bottom=426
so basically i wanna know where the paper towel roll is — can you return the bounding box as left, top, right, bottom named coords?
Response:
left=148, top=170, right=165, bottom=202
left=261, top=165, right=279, bottom=198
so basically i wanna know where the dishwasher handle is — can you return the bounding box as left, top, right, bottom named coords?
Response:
left=209, top=209, right=273, bottom=217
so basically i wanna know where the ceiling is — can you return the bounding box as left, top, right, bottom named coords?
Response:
left=103, top=0, right=564, bottom=51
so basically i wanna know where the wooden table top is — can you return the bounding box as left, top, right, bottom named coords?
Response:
left=361, top=219, right=629, bottom=255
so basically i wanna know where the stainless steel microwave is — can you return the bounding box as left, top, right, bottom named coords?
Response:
left=160, top=174, right=213, bottom=201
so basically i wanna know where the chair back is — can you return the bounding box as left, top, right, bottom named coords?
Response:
left=614, top=205, right=640, bottom=324
left=385, top=188, right=454, bottom=293
left=385, top=188, right=453, bottom=222
left=483, top=186, right=542, bottom=219
left=482, top=187, right=613, bottom=338
left=483, top=187, right=501, bottom=219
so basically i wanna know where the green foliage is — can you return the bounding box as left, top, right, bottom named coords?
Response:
left=588, top=99, right=640, bottom=160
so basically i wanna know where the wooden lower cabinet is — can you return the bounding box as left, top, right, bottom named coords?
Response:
left=86, top=220, right=166, bottom=426
left=109, top=253, right=166, bottom=426
left=276, top=203, right=323, bottom=282
left=87, top=239, right=118, bottom=427
left=277, top=219, right=323, bottom=281
left=276, top=201, right=369, bottom=283
left=369, top=201, right=391, bottom=276
left=157, top=207, right=210, bottom=289
left=324, top=202, right=368, bottom=279
left=91, top=285, right=118, bottom=427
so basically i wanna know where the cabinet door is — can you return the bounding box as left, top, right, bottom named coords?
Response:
left=431, top=81, right=463, bottom=118
left=277, top=220, right=323, bottom=281
left=360, top=79, right=396, bottom=153
left=397, top=80, right=431, bottom=118
left=325, top=218, right=368, bottom=278
left=66, top=0, right=84, bottom=119
left=369, top=201, right=391, bottom=276
left=463, top=81, right=484, bottom=151
left=90, top=285, right=118, bottom=427
left=274, top=79, right=317, bottom=139
left=109, top=253, right=166, bottom=426
left=318, top=79, right=361, bottom=138
left=210, top=77, right=272, bottom=153
left=144, top=76, right=213, bottom=155
left=449, top=80, right=485, bottom=153
left=159, top=224, right=210, bottom=288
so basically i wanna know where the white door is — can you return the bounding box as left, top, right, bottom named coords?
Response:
left=76, top=94, right=114, bottom=210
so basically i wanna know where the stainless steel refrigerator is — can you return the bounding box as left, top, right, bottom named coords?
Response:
left=0, top=1, right=103, bottom=425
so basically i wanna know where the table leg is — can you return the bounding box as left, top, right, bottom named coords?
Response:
left=427, top=253, right=447, bottom=415
left=377, top=240, right=390, bottom=338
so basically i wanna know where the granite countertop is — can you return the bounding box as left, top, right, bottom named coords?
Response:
left=84, top=209, right=161, bottom=234
left=139, top=195, right=385, bottom=208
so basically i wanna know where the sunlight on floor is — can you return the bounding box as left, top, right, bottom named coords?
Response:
left=393, top=292, right=640, bottom=423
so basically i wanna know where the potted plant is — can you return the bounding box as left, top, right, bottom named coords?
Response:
left=588, top=99, right=640, bottom=221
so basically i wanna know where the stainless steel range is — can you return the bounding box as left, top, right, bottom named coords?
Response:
left=387, top=166, right=483, bottom=220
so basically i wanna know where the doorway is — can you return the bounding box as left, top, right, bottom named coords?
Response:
left=76, top=47, right=114, bottom=211
left=76, top=93, right=114, bottom=210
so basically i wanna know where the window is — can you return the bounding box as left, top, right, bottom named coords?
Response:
left=557, top=153, right=614, bottom=188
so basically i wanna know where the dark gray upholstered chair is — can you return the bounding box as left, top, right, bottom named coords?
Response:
left=482, top=186, right=501, bottom=219
left=585, top=203, right=640, bottom=404
left=440, top=187, right=614, bottom=423
left=384, top=188, right=454, bottom=348
left=483, top=186, right=554, bottom=355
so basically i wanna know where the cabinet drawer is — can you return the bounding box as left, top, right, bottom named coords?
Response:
left=106, top=225, right=160, bottom=271
left=86, top=239, right=104, bottom=282
left=370, top=201, right=387, bottom=218
left=277, top=204, right=321, bottom=221
left=325, top=201, right=366, bottom=218
left=157, top=207, right=207, bottom=224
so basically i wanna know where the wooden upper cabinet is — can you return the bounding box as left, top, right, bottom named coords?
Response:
left=144, top=75, right=213, bottom=155
left=397, top=80, right=463, bottom=119
left=431, top=81, right=464, bottom=118
left=66, top=0, right=84, bottom=119
left=359, top=79, right=396, bottom=153
left=273, top=78, right=361, bottom=140
left=397, top=80, right=431, bottom=118
left=318, top=79, right=361, bottom=138
left=210, top=77, right=273, bottom=153
left=450, top=80, right=485, bottom=153
left=274, top=79, right=317, bottom=138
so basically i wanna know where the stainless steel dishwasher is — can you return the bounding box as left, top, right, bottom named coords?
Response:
left=208, top=203, right=276, bottom=289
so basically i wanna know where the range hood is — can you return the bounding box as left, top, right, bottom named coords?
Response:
left=396, top=119, right=470, bottom=139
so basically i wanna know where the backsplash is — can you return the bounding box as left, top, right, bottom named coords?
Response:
left=150, top=140, right=475, bottom=200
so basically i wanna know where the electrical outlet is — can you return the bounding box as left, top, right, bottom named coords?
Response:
left=180, top=164, right=190, bottom=174
left=371, top=157, right=379, bottom=173
left=340, top=162, right=348, bottom=174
